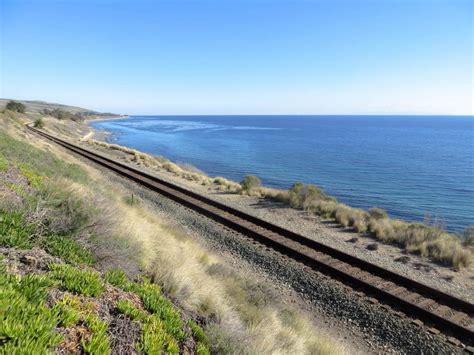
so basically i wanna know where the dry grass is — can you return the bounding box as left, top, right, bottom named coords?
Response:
left=94, top=186, right=345, bottom=353
left=86, top=139, right=242, bottom=192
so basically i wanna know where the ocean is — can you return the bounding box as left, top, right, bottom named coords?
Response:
left=90, top=115, right=474, bottom=232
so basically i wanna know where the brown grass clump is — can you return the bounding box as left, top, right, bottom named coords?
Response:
left=334, top=205, right=352, bottom=227
left=367, top=219, right=471, bottom=269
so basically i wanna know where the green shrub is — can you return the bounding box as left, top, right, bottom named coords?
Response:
left=0, top=210, right=35, bottom=249
left=117, top=298, right=181, bottom=353
left=196, top=342, right=211, bottom=355
left=240, top=175, right=261, bottom=191
left=109, top=272, right=186, bottom=346
left=14, top=273, right=53, bottom=304
left=50, top=263, right=105, bottom=297
left=5, top=100, right=26, bottom=113
left=33, top=117, right=45, bottom=128
left=40, top=235, right=94, bottom=265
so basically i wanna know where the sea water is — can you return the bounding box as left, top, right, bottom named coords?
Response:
left=90, top=115, right=474, bottom=232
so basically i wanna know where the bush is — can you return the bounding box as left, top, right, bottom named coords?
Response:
left=33, top=117, right=45, bottom=128
left=368, top=208, right=388, bottom=220
left=39, top=180, right=97, bottom=235
left=6, top=100, right=26, bottom=113
left=334, top=205, right=351, bottom=227
left=240, top=175, right=262, bottom=191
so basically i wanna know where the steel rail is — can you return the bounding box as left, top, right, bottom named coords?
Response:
left=27, top=125, right=473, bottom=346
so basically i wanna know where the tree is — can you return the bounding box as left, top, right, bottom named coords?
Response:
left=6, top=100, right=26, bottom=113
left=33, top=117, right=45, bottom=128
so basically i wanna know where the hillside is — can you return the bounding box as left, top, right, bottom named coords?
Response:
left=0, top=99, right=124, bottom=119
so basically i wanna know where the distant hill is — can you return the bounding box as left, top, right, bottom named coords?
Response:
left=0, top=98, right=123, bottom=117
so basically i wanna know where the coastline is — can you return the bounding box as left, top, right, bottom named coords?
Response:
left=83, top=114, right=130, bottom=124
left=80, top=119, right=473, bottom=302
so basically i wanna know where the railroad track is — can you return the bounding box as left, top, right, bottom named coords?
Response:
left=28, top=125, right=474, bottom=347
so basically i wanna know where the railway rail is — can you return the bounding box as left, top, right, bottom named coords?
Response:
left=28, top=125, right=474, bottom=347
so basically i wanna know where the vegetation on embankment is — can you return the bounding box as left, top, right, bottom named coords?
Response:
left=1, top=108, right=344, bottom=354
left=0, top=130, right=210, bottom=354
left=246, top=180, right=473, bottom=270
left=85, top=136, right=473, bottom=270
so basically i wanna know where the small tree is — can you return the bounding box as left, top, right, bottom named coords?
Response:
left=33, top=118, right=45, bottom=128
left=241, top=175, right=262, bottom=191
left=6, top=100, right=26, bottom=113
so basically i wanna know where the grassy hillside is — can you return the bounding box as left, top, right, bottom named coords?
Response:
left=0, top=98, right=123, bottom=119
left=0, top=126, right=210, bottom=353
left=0, top=99, right=92, bottom=114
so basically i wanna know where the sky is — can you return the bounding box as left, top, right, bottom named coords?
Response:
left=0, top=0, right=472, bottom=115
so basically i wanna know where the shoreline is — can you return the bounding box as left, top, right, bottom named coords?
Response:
left=85, top=116, right=472, bottom=234
left=80, top=119, right=473, bottom=302
left=83, top=114, right=130, bottom=124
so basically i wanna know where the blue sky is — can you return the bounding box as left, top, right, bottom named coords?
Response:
left=1, top=0, right=472, bottom=114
